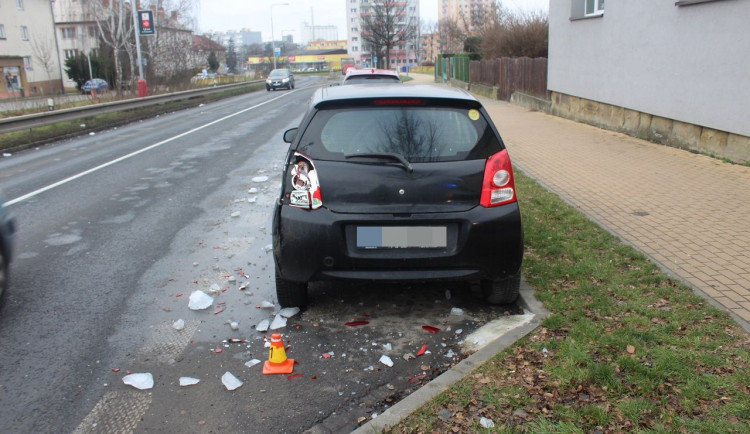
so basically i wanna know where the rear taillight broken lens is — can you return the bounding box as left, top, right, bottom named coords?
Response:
left=288, top=152, right=323, bottom=210
left=480, top=150, right=517, bottom=208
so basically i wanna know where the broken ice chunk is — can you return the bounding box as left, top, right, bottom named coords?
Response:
left=244, top=359, right=261, bottom=368
left=379, top=355, right=394, bottom=367
left=256, top=319, right=270, bottom=332
left=450, top=307, right=464, bottom=316
left=480, top=417, right=495, bottom=428
left=173, top=319, right=185, bottom=330
left=230, top=211, right=241, bottom=218
left=221, top=372, right=243, bottom=391
left=248, top=196, right=257, bottom=203
left=188, top=291, right=213, bottom=310
left=251, top=176, right=269, bottom=183
left=269, top=314, right=287, bottom=330
left=263, top=244, right=273, bottom=253
left=260, top=300, right=275, bottom=309
left=122, top=373, right=154, bottom=390
left=248, top=187, right=259, bottom=194
left=229, top=321, right=239, bottom=331
left=179, top=377, right=200, bottom=386
left=278, top=307, right=300, bottom=318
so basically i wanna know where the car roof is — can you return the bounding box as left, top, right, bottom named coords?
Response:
left=311, top=84, right=478, bottom=107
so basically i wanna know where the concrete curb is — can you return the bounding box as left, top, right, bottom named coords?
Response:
left=352, top=280, right=550, bottom=433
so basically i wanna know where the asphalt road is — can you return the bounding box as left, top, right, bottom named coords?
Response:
left=0, top=76, right=521, bottom=433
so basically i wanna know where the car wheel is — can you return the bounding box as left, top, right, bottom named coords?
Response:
left=291, top=82, right=295, bottom=89
left=266, top=87, right=271, bottom=91
left=475, top=273, right=521, bottom=305
left=275, top=270, right=308, bottom=308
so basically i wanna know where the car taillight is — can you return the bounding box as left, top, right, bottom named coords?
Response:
left=288, top=152, right=323, bottom=210
left=480, top=150, right=517, bottom=208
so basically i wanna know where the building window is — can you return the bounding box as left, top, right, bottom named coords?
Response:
left=62, top=27, right=76, bottom=39
left=23, top=56, right=32, bottom=67
left=17, top=0, right=24, bottom=10
left=0, top=25, right=5, bottom=40
left=351, top=8, right=357, bottom=13
left=89, top=26, right=98, bottom=38
left=20, top=25, right=28, bottom=40
left=585, top=0, right=604, bottom=16
left=352, top=36, right=358, bottom=42
left=64, top=49, right=78, bottom=59
left=352, top=46, right=358, bottom=52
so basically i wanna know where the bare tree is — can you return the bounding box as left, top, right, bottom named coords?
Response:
left=360, top=0, right=417, bottom=69
left=438, top=18, right=464, bottom=54
left=30, top=31, right=59, bottom=92
left=86, top=0, right=134, bottom=95
left=479, top=5, right=548, bottom=59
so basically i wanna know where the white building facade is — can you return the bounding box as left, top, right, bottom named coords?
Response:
left=548, top=0, right=750, bottom=140
left=345, top=0, right=420, bottom=68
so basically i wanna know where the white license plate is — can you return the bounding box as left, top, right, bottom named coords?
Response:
left=356, top=226, right=447, bottom=249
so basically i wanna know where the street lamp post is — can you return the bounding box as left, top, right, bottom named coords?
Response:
left=270, top=3, right=289, bottom=69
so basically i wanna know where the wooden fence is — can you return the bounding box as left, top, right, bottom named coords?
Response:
left=469, top=57, right=549, bottom=101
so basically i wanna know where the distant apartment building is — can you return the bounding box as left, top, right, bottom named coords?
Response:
left=209, top=29, right=262, bottom=47
left=1, top=0, right=63, bottom=97
left=420, top=33, right=439, bottom=64
left=300, top=22, right=338, bottom=44
left=438, top=0, right=493, bottom=33
left=345, top=0, right=420, bottom=68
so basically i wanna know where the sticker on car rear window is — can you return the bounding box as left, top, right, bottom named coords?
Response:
left=468, top=109, right=480, bottom=121
left=289, top=153, right=322, bottom=210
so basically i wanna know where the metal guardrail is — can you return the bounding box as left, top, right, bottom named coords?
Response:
left=0, top=79, right=263, bottom=135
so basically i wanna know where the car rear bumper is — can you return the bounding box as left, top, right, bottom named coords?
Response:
left=267, top=82, right=290, bottom=89
left=273, top=203, right=523, bottom=283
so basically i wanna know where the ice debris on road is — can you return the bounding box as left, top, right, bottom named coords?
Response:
left=269, top=314, right=287, bottom=330
left=248, top=187, right=258, bottom=194
left=260, top=300, right=275, bottom=309
left=173, top=319, right=185, bottom=330
left=188, top=291, right=213, bottom=310
left=122, top=373, right=154, bottom=390
left=229, top=321, right=239, bottom=331
left=379, top=355, right=394, bottom=367
left=251, top=176, right=269, bottom=183
left=279, top=307, right=300, bottom=318
left=244, top=359, right=261, bottom=368
left=230, top=211, right=241, bottom=218
left=256, top=319, right=270, bottom=332
left=221, top=372, right=243, bottom=390
left=450, top=307, right=464, bottom=316
left=179, top=377, right=200, bottom=386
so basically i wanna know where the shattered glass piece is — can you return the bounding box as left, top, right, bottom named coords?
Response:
left=248, top=188, right=259, bottom=194
left=260, top=300, right=275, bottom=309
left=179, top=377, right=200, bottom=386
left=403, top=353, right=416, bottom=361
left=379, top=355, right=394, bottom=367
left=227, top=276, right=237, bottom=283
left=256, top=320, right=269, bottom=332
left=251, top=176, right=269, bottom=183
left=122, top=373, right=154, bottom=390
left=480, top=417, right=495, bottom=428
left=248, top=196, right=257, bottom=203
left=244, top=359, right=261, bottom=368
left=209, top=283, right=221, bottom=294
left=173, top=319, right=185, bottom=330
left=450, top=307, right=464, bottom=316
left=263, top=244, right=273, bottom=253
left=382, top=343, right=392, bottom=351
left=188, top=291, right=213, bottom=310
left=269, top=314, right=287, bottom=330
left=445, top=349, right=456, bottom=358
left=230, top=211, right=240, bottom=218
left=221, top=372, right=243, bottom=391
left=229, top=321, right=239, bottom=331
left=279, top=307, right=300, bottom=318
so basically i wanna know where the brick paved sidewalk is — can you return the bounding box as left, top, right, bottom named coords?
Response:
left=479, top=98, right=750, bottom=330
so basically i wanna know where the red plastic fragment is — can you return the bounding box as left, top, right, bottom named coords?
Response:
left=215, top=346, right=223, bottom=354
left=111, top=368, right=120, bottom=373
left=287, top=374, right=303, bottom=380
left=408, top=374, right=427, bottom=384
left=213, top=302, right=226, bottom=315
left=322, top=353, right=332, bottom=359
left=126, top=370, right=131, bottom=375
left=311, top=376, right=317, bottom=380
left=345, top=320, right=370, bottom=327
left=417, top=344, right=428, bottom=356
left=175, top=293, right=183, bottom=297
left=422, top=325, right=440, bottom=334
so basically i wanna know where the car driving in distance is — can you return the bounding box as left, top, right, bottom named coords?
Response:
left=81, top=78, right=109, bottom=94
left=272, top=84, right=524, bottom=308
left=342, top=68, right=402, bottom=85
left=266, top=68, right=295, bottom=91
left=1, top=192, right=16, bottom=300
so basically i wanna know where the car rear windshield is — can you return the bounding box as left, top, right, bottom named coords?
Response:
left=296, top=102, right=503, bottom=162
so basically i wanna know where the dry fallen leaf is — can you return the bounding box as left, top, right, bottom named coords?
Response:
left=626, top=345, right=636, bottom=354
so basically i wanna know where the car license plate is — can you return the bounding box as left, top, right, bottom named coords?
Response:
left=356, top=226, right=447, bottom=249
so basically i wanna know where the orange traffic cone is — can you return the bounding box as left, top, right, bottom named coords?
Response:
left=263, top=333, right=295, bottom=375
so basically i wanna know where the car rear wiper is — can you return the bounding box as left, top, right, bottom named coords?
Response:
left=344, top=152, right=413, bottom=173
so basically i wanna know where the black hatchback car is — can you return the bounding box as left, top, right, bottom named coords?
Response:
left=266, top=68, right=295, bottom=91
left=272, top=84, right=523, bottom=307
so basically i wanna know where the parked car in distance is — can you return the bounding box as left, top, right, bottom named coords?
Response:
left=266, top=68, right=295, bottom=91
left=0, top=192, right=16, bottom=300
left=342, top=68, right=402, bottom=85
left=272, top=84, right=524, bottom=308
left=81, top=78, right=109, bottom=94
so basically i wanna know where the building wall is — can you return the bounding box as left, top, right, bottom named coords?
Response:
left=548, top=0, right=750, bottom=138
left=1, top=0, right=63, bottom=96
left=438, top=0, right=492, bottom=32
left=53, top=0, right=99, bottom=90
left=345, top=0, right=420, bottom=67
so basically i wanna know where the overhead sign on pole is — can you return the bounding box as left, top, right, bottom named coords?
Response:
left=138, top=10, right=155, bottom=36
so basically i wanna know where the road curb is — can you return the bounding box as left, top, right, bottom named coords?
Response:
left=352, top=280, right=550, bottom=433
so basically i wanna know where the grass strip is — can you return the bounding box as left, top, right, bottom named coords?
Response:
left=388, top=170, right=750, bottom=433
left=0, top=83, right=265, bottom=152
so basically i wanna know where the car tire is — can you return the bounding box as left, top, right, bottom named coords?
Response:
left=475, top=273, right=521, bottom=305
left=0, top=250, right=7, bottom=303
left=266, top=87, right=271, bottom=91
left=275, top=270, right=308, bottom=308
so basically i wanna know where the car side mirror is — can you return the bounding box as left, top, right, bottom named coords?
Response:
left=283, top=128, right=298, bottom=144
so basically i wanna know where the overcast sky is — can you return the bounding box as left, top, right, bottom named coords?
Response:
left=197, top=0, right=549, bottom=42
